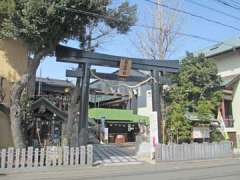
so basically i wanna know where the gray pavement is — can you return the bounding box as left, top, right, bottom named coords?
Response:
left=1, top=158, right=240, bottom=180
left=93, top=144, right=142, bottom=166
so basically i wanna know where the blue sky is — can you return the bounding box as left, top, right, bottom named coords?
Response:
left=37, top=0, right=240, bottom=80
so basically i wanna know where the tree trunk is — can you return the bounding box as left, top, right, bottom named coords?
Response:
left=10, top=74, right=28, bottom=148
left=62, top=79, right=81, bottom=146
left=10, top=58, right=41, bottom=148
left=26, top=59, right=41, bottom=96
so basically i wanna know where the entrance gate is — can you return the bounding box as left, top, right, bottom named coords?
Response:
left=55, top=45, right=179, bottom=145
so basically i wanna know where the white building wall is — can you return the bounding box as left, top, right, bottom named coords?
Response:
left=137, top=90, right=152, bottom=117
left=136, top=50, right=240, bottom=147
left=210, top=51, right=240, bottom=78
left=210, top=51, right=240, bottom=148
left=232, top=80, right=240, bottom=147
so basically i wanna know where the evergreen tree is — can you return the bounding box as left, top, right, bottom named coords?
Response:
left=166, top=53, right=223, bottom=143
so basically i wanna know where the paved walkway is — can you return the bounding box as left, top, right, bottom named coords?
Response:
left=93, top=144, right=142, bottom=166
left=2, top=159, right=240, bottom=180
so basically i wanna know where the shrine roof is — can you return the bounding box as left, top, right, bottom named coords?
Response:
left=36, top=77, right=74, bottom=87
left=89, top=108, right=149, bottom=124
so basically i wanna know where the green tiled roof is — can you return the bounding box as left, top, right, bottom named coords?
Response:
left=89, top=108, right=149, bottom=124
left=89, top=94, right=123, bottom=103
left=195, top=37, right=240, bottom=58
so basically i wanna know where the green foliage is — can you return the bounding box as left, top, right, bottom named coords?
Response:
left=166, top=103, right=192, bottom=143
left=0, top=0, right=137, bottom=55
left=166, top=53, right=223, bottom=143
left=0, top=0, right=15, bottom=14
left=210, top=128, right=224, bottom=142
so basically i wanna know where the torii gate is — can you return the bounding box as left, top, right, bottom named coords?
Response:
left=55, top=45, right=180, bottom=145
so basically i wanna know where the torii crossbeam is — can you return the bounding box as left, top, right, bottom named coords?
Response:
left=55, top=45, right=180, bottom=145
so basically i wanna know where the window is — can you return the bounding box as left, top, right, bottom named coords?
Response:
left=0, top=77, right=4, bottom=103
left=224, top=99, right=233, bottom=119
left=223, top=99, right=234, bottom=128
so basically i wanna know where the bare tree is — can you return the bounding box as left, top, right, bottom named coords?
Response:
left=135, top=0, right=182, bottom=60
left=133, top=0, right=183, bottom=143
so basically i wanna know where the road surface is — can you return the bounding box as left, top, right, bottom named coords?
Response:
left=1, top=159, right=240, bottom=180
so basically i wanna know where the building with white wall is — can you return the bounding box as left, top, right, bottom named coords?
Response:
left=198, top=37, right=240, bottom=148
left=137, top=37, right=240, bottom=147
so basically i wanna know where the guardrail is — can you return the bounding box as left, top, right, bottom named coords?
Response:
left=224, top=118, right=234, bottom=128
left=0, top=145, right=93, bottom=169
left=155, top=141, right=233, bottom=161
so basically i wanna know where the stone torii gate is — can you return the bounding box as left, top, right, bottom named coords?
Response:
left=55, top=45, right=180, bottom=145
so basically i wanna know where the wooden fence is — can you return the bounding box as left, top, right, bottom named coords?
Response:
left=155, top=141, right=233, bottom=161
left=0, top=145, right=93, bottom=169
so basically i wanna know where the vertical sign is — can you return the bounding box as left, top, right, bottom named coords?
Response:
left=150, top=111, right=159, bottom=159
left=104, top=128, right=109, bottom=144
left=118, top=59, right=132, bottom=77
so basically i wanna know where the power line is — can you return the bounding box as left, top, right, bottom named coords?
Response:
left=135, top=24, right=232, bottom=45
left=185, top=0, right=240, bottom=21
left=214, top=0, right=240, bottom=10
left=57, top=6, right=236, bottom=47
left=225, top=0, right=240, bottom=8
left=229, top=0, right=240, bottom=7
left=144, top=0, right=240, bottom=32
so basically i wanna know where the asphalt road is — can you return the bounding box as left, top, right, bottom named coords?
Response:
left=1, top=159, right=240, bottom=180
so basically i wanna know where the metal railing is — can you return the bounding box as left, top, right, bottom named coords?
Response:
left=224, top=118, right=234, bottom=128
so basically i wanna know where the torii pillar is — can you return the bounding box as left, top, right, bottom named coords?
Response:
left=78, top=63, right=90, bottom=146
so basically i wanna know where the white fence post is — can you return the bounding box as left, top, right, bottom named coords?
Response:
left=45, top=146, right=50, bottom=167
left=39, top=148, right=45, bottom=167
left=87, top=145, right=93, bottom=166
left=15, top=148, right=20, bottom=168
left=27, top=147, right=33, bottom=168
left=58, top=147, right=63, bottom=166
left=20, top=148, right=26, bottom=168
left=34, top=148, right=39, bottom=168
left=7, top=147, right=14, bottom=169
left=70, top=147, right=74, bottom=166
left=1, top=149, right=6, bottom=169
left=75, top=147, right=79, bottom=165
left=63, top=146, right=69, bottom=166
left=80, top=146, right=86, bottom=165
left=52, top=147, right=57, bottom=167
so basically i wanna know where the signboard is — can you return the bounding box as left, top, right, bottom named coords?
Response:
left=150, top=111, right=158, bottom=158
left=104, top=128, right=109, bottom=141
left=193, top=127, right=210, bottom=139
left=118, top=59, right=132, bottom=77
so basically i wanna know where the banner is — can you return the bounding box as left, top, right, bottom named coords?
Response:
left=217, top=109, right=229, bottom=140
